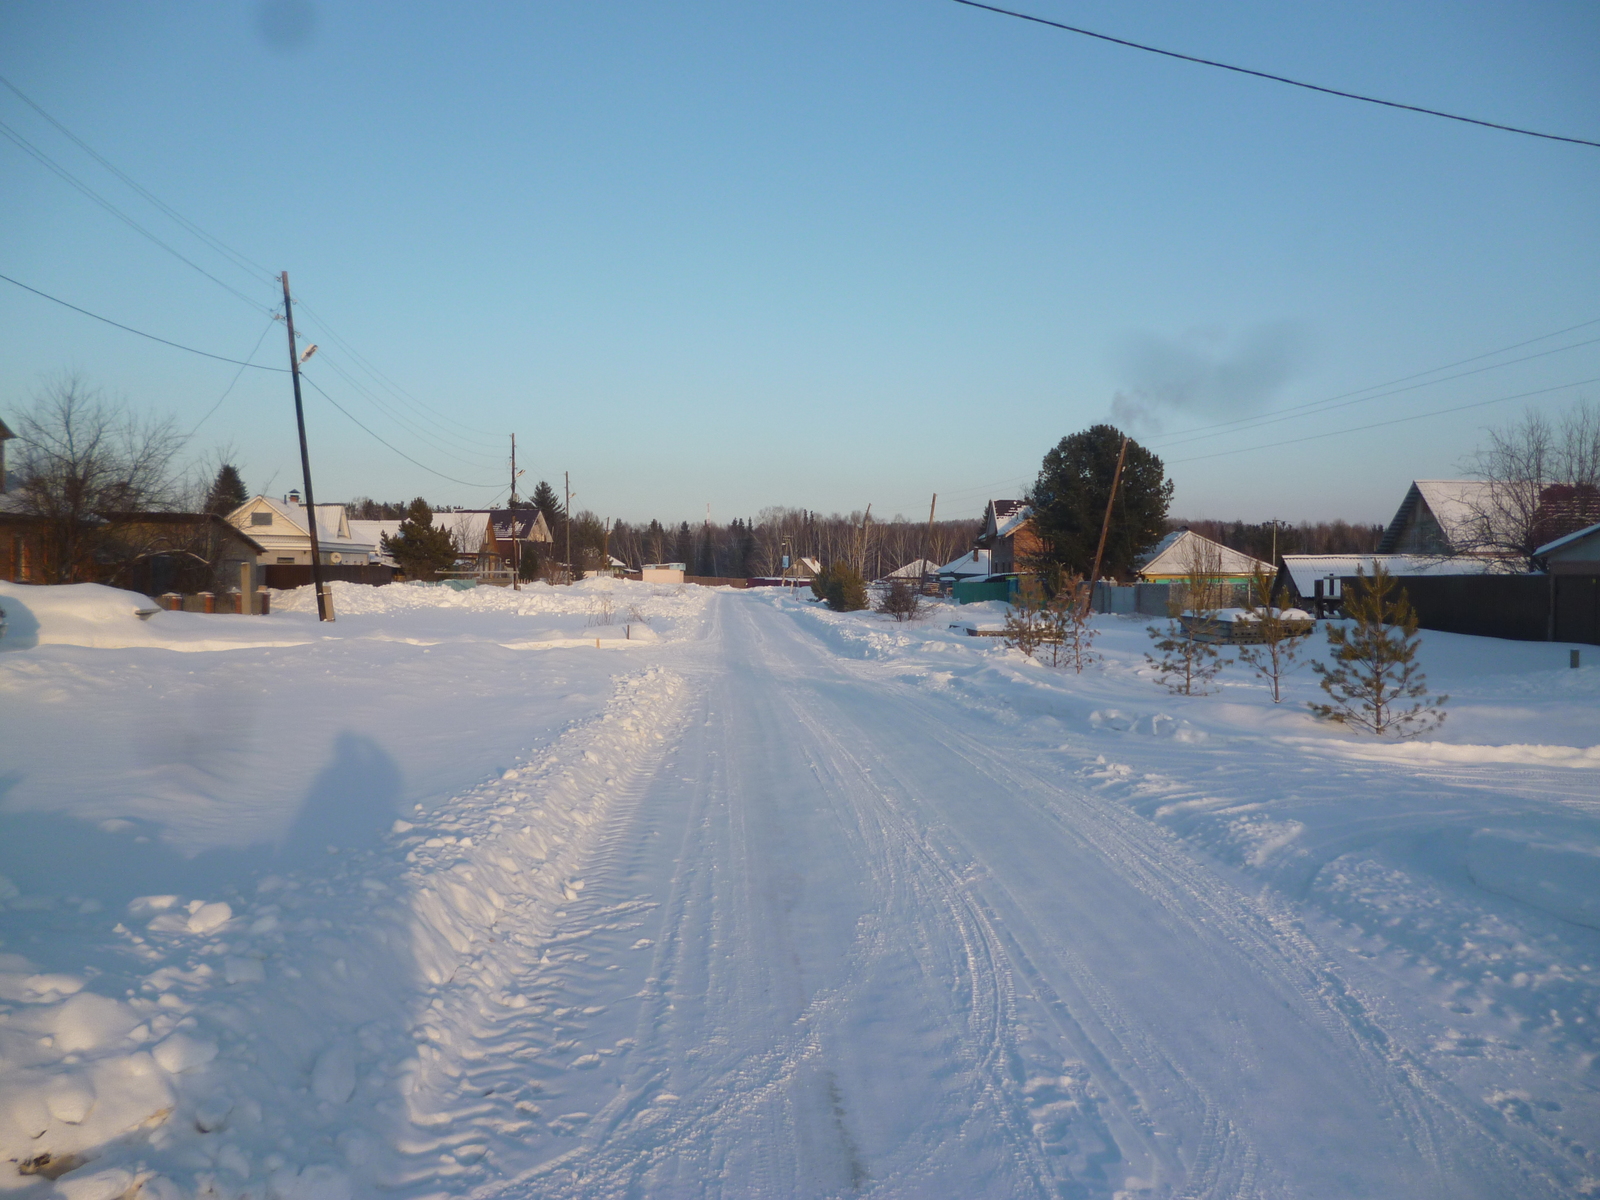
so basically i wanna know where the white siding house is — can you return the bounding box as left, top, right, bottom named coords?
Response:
left=226, top=494, right=376, bottom=565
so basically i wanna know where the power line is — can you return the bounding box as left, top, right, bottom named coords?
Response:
left=290, top=296, right=506, bottom=443
left=0, top=74, right=278, bottom=287
left=950, top=0, right=1600, bottom=149
left=188, top=316, right=282, bottom=436
left=1168, top=375, right=1600, bottom=465
left=309, top=347, right=510, bottom=466
left=298, top=373, right=502, bottom=489
left=0, top=270, right=288, bottom=369
left=0, top=119, right=275, bottom=313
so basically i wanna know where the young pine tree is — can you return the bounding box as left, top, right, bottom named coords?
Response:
left=382, top=498, right=458, bottom=581
left=1236, top=565, right=1310, bottom=703
left=1042, top=572, right=1097, bottom=672
left=1146, top=617, right=1222, bottom=695
left=1145, top=542, right=1224, bottom=694
left=1003, top=577, right=1049, bottom=658
left=1309, top=565, right=1447, bottom=737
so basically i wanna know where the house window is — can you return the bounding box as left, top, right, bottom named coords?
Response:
left=276, top=557, right=296, bottom=564
left=251, top=512, right=273, bottom=526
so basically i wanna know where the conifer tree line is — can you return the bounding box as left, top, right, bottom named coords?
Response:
left=348, top=490, right=980, bottom=579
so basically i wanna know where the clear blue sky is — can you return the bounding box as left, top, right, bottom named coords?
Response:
left=2, top=0, right=1596, bottom=526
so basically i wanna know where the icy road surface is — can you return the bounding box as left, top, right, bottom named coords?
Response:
left=1, top=579, right=1597, bottom=1199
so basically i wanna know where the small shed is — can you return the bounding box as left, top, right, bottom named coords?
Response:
left=1277, top=553, right=1497, bottom=617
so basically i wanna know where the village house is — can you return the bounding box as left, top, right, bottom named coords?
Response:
left=485, top=509, right=554, bottom=565
left=1377, top=480, right=1496, bottom=555
left=1135, top=529, right=1272, bottom=587
left=226, top=493, right=376, bottom=565
left=976, top=500, right=1040, bottom=575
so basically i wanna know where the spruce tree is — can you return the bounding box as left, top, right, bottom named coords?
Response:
left=1309, top=565, right=1447, bottom=737
left=204, top=463, right=249, bottom=515
left=382, top=498, right=458, bottom=581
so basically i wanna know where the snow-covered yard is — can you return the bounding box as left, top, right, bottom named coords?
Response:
left=0, top=579, right=1596, bottom=1199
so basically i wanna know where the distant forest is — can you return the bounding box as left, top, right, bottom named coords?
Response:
left=347, top=492, right=1383, bottom=579
left=1166, top=518, right=1385, bottom=562
left=346, top=494, right=981, bottom=580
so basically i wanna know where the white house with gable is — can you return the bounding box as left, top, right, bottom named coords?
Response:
left=226, top=492, right=376, bottom=565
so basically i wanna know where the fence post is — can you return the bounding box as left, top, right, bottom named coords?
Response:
left=160, top=592, right=181, bottom=611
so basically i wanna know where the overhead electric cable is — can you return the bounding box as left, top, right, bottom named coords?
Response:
left=310, top=350, right=509, bottom=470
left=0, top=271, right=287, bottom=369
left=188, top=315, right=282, bottom=436
left=291, top=297, right=505, bottom=442
left=950, top=0, right=1600, bottom=148
left=1168, top=375, right=1600, bottom=464
left=299, top=374, right=502, bottom=489
left=0, top=74, right=278, bottom=286
left=1151, top=333, right=1600, bottom=450
left=0, top=120, right=275, bottom=313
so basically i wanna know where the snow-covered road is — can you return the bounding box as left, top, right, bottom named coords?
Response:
left=389, top=596, right=1584, bottom=1198
left=3, top=580, right=1596, bottom=1199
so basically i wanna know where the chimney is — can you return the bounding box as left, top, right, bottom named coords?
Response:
left=287, top=490, right=302, bottom=507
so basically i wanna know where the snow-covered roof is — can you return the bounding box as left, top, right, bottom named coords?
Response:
left=1279, top=554, right=1499, bottom=596
left=349, top=519, right=401, bottom=546
left=1534, top=519, right=1600, bottom=559
left=228, top=496, right=373, bottom=554
left=980, top=500, right=1032, bottom=542
left=1378, top=480, right=1496, bottom=553
left=1136, top=530, right=1271, bottom=579
left=882, top=558, right=940, bottom=580
left=938, top=548, right=991, bottom=578
left=432, top=511, right=493, bottom=554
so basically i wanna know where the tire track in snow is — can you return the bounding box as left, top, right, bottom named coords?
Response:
left=742, top=597, right=1568, bottom=1198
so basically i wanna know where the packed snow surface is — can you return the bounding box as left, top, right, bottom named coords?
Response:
left=1, top=578, right=1597, bottom=1198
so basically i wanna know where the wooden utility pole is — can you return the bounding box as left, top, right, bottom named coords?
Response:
left=564, top=471, right=571, bottom=582
left=922, top=493, right=938, bottom=592
left=509, top=434, right=521, bottom=591
left=280, top=271, right=331, bottom=622
left=1083, top=435, right=1130, bottom=616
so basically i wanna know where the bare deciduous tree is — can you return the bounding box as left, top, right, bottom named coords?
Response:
left=11, top=375, right=185, bottom=583
left=1460, top=401, right=1600, bottom=567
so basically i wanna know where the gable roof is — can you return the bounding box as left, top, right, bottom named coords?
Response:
left=226, top=495, right=374, bottom=553
left=1535, top=519, right=1600, bottom=560
left=881, top=558, right=940, bottom=580
left=0, top=416, right=13, bottom=440
left=1136, top=529, right=1272, bottom=579
left=1378, top=480, right=1495, bottom=553
left=937, top=548, right=992, bottom=578
left=432, top=510, right=493, bottom=553
left=485, top=509, right=553, bottom=542
left=982, top=500, right=1032, bottom=542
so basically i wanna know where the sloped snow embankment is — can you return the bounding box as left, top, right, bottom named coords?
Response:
left=0, top=660, right=689, bottom=1199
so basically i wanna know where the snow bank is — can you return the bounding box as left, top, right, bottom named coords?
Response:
left=0, top=582, right=312, bottom=653
left=0, top=664, right=689, bottom=1195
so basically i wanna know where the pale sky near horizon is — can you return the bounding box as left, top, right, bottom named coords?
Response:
left=1, top=0, right=1597, bottom=527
